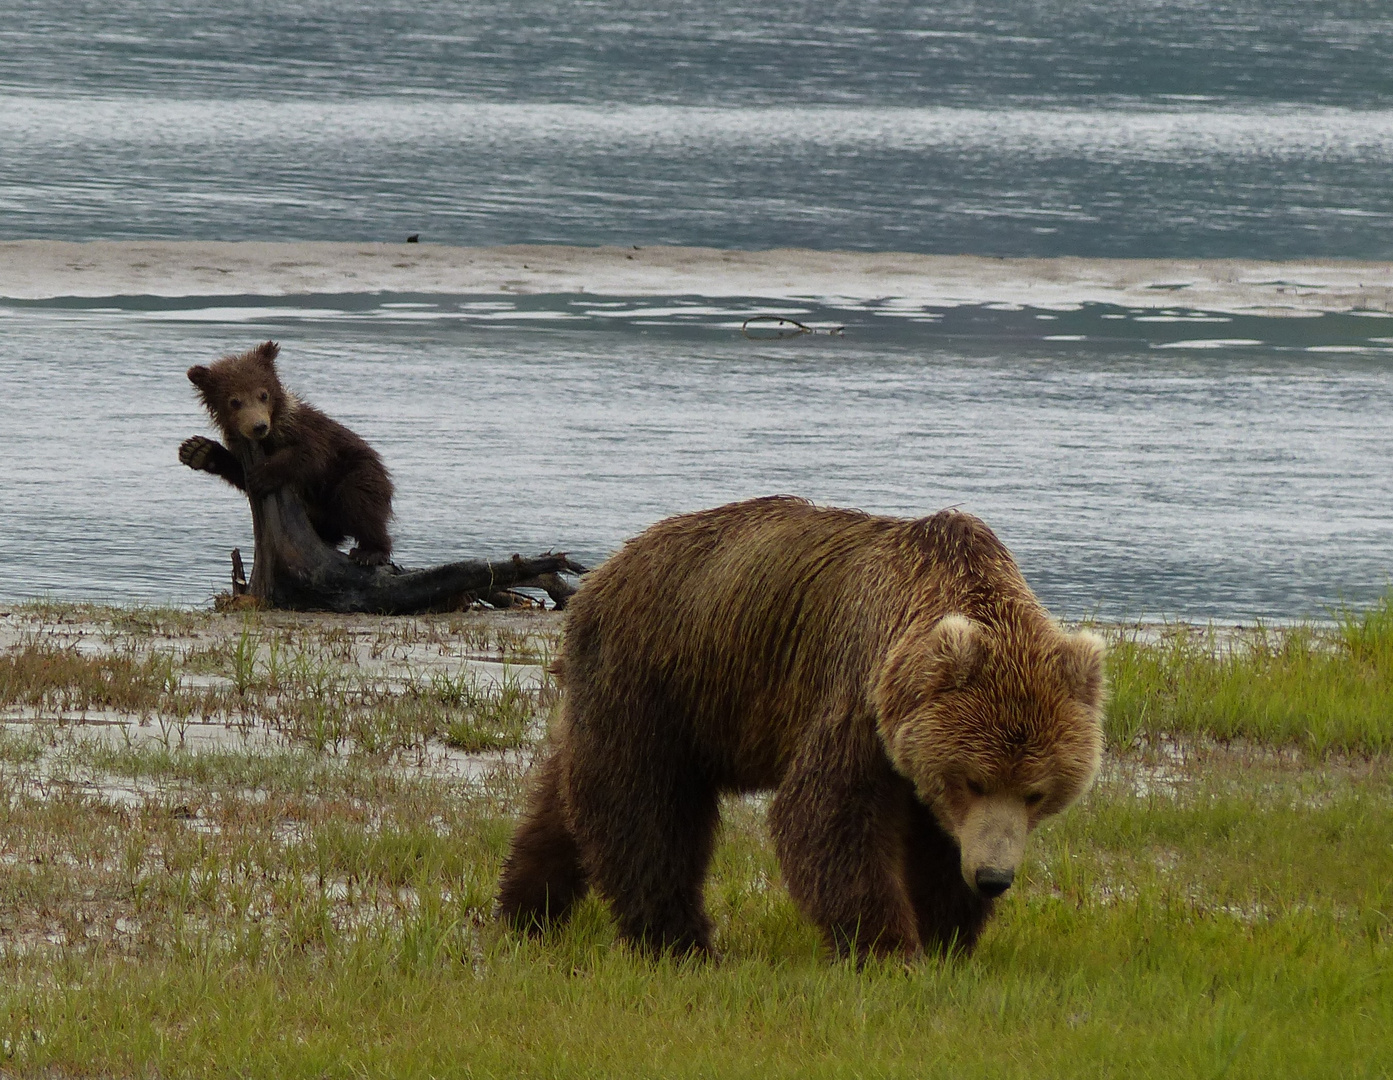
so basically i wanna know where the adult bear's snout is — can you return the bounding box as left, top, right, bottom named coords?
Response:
left=974, top=866, right=1014, bottom=898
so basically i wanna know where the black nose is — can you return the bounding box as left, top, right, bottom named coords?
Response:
left=251, top=422, right=269, bottom=438
left=975, top=867, right=1014, bottom=898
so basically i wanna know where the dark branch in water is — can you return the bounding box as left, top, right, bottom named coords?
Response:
left=741, top=315, right=844, bottom=339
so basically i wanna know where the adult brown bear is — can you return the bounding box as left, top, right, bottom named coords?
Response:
left=179, top=341, right=395, bottom=566
left=497, top=496, right=1105, bottom=961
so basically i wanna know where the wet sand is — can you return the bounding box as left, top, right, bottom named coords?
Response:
left=0, top=605, right=560, bottom=789
left=2, top=240, right=1391, bottom=314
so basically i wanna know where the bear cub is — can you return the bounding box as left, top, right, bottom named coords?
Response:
left=179, top=341, right=395, bottom=566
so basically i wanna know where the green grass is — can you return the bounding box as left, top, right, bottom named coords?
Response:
left=0, top=751, right=1389, bottom=1078
left=5, top=917, right=1388, bottom=1079
left=1106, top=593, right=1393, bottom=754
left=2, top=600, right=1393, bottom=1077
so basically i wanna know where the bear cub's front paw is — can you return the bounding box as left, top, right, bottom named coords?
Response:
left=244, top=463, right=283, bottom=498
left=179, top=436, right=220, bottom=471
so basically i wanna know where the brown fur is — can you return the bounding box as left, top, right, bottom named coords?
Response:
left=497, top=496, right=1105, bottom=961
left=179, top=341, right=395, bottom=565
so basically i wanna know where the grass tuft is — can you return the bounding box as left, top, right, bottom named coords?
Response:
left=1106, top=592, right=1393, bottom=754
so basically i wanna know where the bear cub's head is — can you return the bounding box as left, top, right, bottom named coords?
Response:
left=187, top=340, right=291, bottom=444
left=874, top=614, right=1106, bottom=900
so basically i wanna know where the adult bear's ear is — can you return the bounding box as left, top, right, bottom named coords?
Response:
left=1056, top=630, right=1106, bottom=710
left=253, top=340, right=280, bottom=367
left=874, top=614, right=986, bottom=774
left=187, top=365, right=212, bottom=390
left=921, top=614, right=985, bottom=691
left=875, top=614, right=984, bottom=730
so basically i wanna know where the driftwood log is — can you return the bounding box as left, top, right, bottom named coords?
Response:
left=214, top=443, right=585, bottom=614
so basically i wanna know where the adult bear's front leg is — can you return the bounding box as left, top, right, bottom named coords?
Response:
left=769, top=719, right=921, bottom=962
left=902, top=798, right=995, bottom=957
left=178, top=436, right=245, bottom=489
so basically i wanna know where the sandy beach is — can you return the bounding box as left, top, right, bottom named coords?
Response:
left=2, top=240, right=1391, bottom=315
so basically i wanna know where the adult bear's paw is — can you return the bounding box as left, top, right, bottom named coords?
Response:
left=179, top=435, right=221, bottom=471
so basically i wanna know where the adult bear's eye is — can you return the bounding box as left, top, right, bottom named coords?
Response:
left=965, top=778, right=986, bottom=796
left=1025, top=791, right=1045, bottom=806
left=259, top=391, right=269, bottom=402
left=230, top=397, right=242, bottom=409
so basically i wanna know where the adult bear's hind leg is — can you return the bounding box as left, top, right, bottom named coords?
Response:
left=497, top=750, right=589, bottom=933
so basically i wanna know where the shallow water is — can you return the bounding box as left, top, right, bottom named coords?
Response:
left=4, top=96, right=1392, bottom=258
left=2, top=297, right=1391, bottom=620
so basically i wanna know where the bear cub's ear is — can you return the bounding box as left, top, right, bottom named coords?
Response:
left=1056, top=631, right=1106, bottom=709
left=187, top=365, right=212, bottom=390
left=252, top=341, right=280, bottom=368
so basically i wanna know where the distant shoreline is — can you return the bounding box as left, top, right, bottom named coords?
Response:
left=1, top=240, right=1390, bottom=315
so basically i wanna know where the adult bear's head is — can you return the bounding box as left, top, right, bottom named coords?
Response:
left=187, top=340, right=290, bottom=444
left=873, top=613, right=1106, bottom=899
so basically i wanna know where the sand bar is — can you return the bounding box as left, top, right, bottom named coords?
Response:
left=1, top=241, right=1391, bottom=314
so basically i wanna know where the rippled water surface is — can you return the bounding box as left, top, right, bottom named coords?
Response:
left=3, top=299, right=1391, bottom=619
left=2, top=1, right=1393, bottom=255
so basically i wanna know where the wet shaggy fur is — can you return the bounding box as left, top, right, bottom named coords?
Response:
left=497, top=496, right=1106, bottom=962
left=179, top=341, right=394, bottom=565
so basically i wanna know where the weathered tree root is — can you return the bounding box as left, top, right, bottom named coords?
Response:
left=194, top=442, right=586, bottom=614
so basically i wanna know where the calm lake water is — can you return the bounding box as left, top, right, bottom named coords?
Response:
left=2, top=297, right=1391, bottom=619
